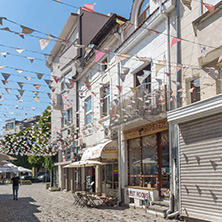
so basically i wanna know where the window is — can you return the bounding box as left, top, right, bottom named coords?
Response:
left=101, top=58, right=108, bottom=72
left=100, top=84, right=110, bottom=117
left=85, top=96, right=92, bottom=125
left=6, top=122, right=14, bottom=129
left=62, top=108, right=73, bottom=128
left=62, top=70, right=72, bottom=91
left=135, top=64, right=151, bottom=94
left=190, top=78, right=200, bottom=103
left=68, top=28, right=77, bottom=43
left=138, top=0, right=150, bottom=25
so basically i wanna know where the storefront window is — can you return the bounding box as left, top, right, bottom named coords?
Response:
left=142, top=135, right=157, bottom=187
left=129, top=138, right=141, bottom=186
left=102, top=163, right=118, bottom=196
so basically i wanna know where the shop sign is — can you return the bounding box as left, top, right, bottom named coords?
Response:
left=123, top=119, right=168, bottom=140
left=124, top=187, right=158, bottom=201
left=102, top=146, right=118, bottom=159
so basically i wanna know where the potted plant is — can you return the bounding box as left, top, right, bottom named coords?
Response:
left=21, top=180, right=32, bottom=185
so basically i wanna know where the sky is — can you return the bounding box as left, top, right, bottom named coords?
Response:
left=0, top=0, right=131, bottom=133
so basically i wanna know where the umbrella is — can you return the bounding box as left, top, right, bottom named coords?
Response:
left=0, top=153, right=17, bottom=161
left=64, top=160, right=106, bottom=168
left=18, top=166, right=32, bottom=173
left=133, top=158, right=157, bottom=166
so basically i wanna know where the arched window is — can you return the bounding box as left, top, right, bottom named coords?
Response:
left=138, top=0, right=150, bottom=25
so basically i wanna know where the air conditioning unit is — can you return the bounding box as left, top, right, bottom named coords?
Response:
left=104, top=127, right=117, bottom=139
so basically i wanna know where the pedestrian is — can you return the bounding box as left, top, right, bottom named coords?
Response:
left=11, top=173, right=21, bottom=200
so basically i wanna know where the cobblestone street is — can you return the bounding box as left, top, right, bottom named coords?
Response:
left=0, top=183, right=170, bottom=222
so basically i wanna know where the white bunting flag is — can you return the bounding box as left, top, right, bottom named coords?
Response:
left=39, top=37, right=50, bottom=50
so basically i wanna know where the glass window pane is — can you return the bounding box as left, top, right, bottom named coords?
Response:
left=129, top=138, right=141, bottom=186
left=139, top=0, right=150, bottom=15
left=64, top=71, right=72, bottom=89
left=142, top=135, right=157, bottom=187
left=86, top=113, right=92, bottom=125
left=85, top=97, right=92, bottom=113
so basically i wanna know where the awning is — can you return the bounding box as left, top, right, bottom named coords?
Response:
left=0, top=153, right=16, bottom=161
left=64, top=160, right=106, bottom=168
left=81, top=140, right=118, bottom=161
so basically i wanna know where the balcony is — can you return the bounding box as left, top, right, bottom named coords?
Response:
left=110, top=83, right=167, bottom=127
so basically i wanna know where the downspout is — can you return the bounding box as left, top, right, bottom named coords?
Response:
left=160, top=1, right=174, bottom=216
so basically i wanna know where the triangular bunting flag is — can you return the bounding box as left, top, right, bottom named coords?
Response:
left=44, top=79, right=52, bottom=86
left=95, top=50, right=106, bottom=63
left=32, top=91, right=39, bottom=96
left=15, top=48, right=24, bottom=54
left=44, top=54, right=53, bottom=64
left=35, top=73, right=43, bottom=79
left=16, top=95, right=21, bottom=100
left=119, top=73, right=126, bottom=82
left=116, top=18, right=126, bottom=26
left=182, top=0, right=192, bottom=10
left=15, top=32, right=24, bottom=39
left=84, top=81, right=91, bottom=89
left=20, top=25, right=34, bottom=34
left=135, top=54, right=151, bottom=63
left=2, top=73, right=10, bottom=80
left=116, top=85, right=122, bottom=92
left=18, top=89, right=24, bottom=96
left=82, top=3, right=95, bottom=12
left=65, top=83, right=70, bottom=89
left=33, top=84, right=41, bottom=90
left=122, top=67, right=130, bottom=75
left=5, top=88, right=11, bottom=94
left=52, top=76, right=60, bottom=83
left=48, top=33, right=56, bottom=40
left=171, top=37, right=182, bottom=47
left=156, top=64, right=165, bottom=75
left=17, top=82, right=25, bottom=89
left=16, top=69, right=24, bottom=73
left=26, top=57, right=35, bottom=63
left=1, top=80, right=8, bottom=86
left=0, top=27, right=11, bottom=32
left=25, top=76, right=31, bottom=81
left=130, top=87, right=136, bottom=95
left=38, top=37, right=50, bottom=50
left=137, top=72, right=151, bottom=85
left=47, top=93, right=51, bottom=99
left=203, top=3, right=215, bottom=13
left=0, top=52, right=8, bottom=57
left=0, top=17, right=5, bottom=25
left=68, top=78, right=75, bottom=87
left=114, top=99, right=119, bottom=106
left=218, top=53, right=222, bottom=63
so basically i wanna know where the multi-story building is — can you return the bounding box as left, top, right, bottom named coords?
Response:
left=2, top=115, right=40, bottom=136
left=167, top=1, right=222, bottom=221
left=47, top=9, right=109, bottom=191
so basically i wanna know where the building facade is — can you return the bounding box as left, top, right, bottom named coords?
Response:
left=47, top=9, right=109, bottom=191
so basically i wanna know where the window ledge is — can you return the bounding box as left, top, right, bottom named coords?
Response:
left=192, top=1, right=222, bottom=36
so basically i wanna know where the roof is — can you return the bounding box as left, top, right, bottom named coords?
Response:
left=90, top=14, right=128, bottom=46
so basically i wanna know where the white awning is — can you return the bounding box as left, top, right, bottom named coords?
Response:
left=64, top=160, right=106, bottom=168
left=81, top=140, right=118, bottom=161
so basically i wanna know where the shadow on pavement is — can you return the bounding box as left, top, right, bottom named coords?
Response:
left=0, top=194, right=40, bottom=222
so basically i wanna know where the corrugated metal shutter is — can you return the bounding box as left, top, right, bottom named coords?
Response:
left=179, top=113, right=222, bottom=222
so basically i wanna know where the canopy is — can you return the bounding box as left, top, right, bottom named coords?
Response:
left=0, top=153, right=16, bottom=161
left=18, top=166, right=32, bottom=173
left=0, top=162, right=18, bottom=173
left=81, top=140, right=118, bottom=161
left=64, top=160, right=106, bottom=168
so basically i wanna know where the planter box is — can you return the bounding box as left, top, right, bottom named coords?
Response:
left=21, top=182, right=32, bottom=185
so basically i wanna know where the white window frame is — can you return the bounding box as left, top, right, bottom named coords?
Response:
left=85, top=96, right=92, bottom=125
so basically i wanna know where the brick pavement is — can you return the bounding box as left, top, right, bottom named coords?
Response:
left=0, top=183, right=170, bottom=222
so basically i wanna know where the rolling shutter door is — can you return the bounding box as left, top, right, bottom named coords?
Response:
left=179, top=113, right=222, bottom=222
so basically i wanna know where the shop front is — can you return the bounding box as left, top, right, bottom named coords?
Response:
left=123, top=119, right=169, bottom=207
left=80, top=140, right=118, bottom=196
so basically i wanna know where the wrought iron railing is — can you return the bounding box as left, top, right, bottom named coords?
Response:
left=110, top=83, right=167, bottom=127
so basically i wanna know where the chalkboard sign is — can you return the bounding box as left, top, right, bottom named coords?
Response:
left=86, top=175, right=91, bottom=192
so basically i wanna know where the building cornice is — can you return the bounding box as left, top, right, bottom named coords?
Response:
left=167, top=94, right=222, bottom=124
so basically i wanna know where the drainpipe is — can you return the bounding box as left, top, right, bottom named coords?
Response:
left=160, top=2, right=174, bottom=216
left=176, top=0, right=182, bottom=108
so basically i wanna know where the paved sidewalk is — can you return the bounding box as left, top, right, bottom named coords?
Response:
left=0, top=183, right=169, bottom=222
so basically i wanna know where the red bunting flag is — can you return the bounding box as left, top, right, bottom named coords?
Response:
left=116, top=85, right=123, bottom=92
left=95, top=50, right=106, bottom=63
left=203, top=3, right=215, bottom=13
left=82, top=3, right=95, bottom=12
left=171, top=37, right=182, bottom=47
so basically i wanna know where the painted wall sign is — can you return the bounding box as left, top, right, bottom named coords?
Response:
left=123, top=119, right=168, bottom=140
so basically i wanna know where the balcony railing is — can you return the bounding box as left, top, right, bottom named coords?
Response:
left=110, top=83, right=167, bottom=127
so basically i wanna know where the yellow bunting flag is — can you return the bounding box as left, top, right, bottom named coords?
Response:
left=156, top=64, right=165, bottom=76
left=116, top=18, right=126, bottom=26
left=130, top=87, right=136, bottom=95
